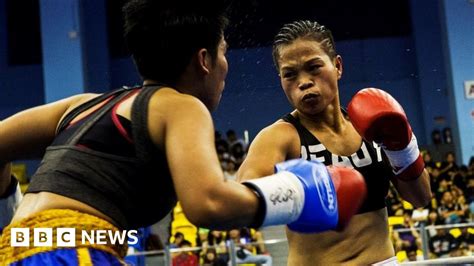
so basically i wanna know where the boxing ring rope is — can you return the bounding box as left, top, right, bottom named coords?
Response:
left=127, top=235, right=474, bottom=266
left=127, top=239, right=288, bottom=266
left=392, top=222, right=474, bottom=233
left=392, top=222, right=474, bottom=261
left=400, top=255, right=474, bottom=265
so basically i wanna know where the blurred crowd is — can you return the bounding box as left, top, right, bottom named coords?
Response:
left=388, top=151, right=474, bottom=261
left=215, top=130, right=248, bottom=181
left=171, top=228, right=271, bottom=266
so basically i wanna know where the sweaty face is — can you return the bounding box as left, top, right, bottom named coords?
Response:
left=205, top=37, right=229, bottom=110
left=277, top=38, right=342, bottom=116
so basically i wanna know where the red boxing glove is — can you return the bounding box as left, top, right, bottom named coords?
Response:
left=327, top=166, right=367, bottom=229
left=347, top=88, right=424, bottom=180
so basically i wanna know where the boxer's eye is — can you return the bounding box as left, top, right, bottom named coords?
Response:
left=308, top=65, right=321, bottom=72
left=283, top=72, right=296, bottom=79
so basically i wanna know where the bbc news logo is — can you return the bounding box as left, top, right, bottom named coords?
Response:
left=10, top=228, right=138, bottom=247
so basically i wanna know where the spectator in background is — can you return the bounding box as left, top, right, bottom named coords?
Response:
left=172, top=240, right=199, bottom=266
left=437, top=191, right=465, bottom=224
left=467, top=175, right=474, bottom=220
left=452, top=167, right=468, bottom=193
left=426, top=210, right=443, bottom=237
left=427, top=210, right=443, bottom=226
left=401, top=246, right=423, bottom=262
left=235, top=227, right=269, bottom=255
left=252, top=230, right=269, bottom=255
left=170, top=232, right=185, bottom=249
left=431, top=129, right=442, bottom=145
left=202, top=248, right=219, bottom=266
left=215, top=131, right=233, bottom=172
left=435, top=178, right=451, bottom=203
left=226, top=130, right=246, bottom=152
left=429, top=228, right=458, bottom=258
left=215, top=131, right=229, bottom=153
left=223, top=157, right=238, bottom=181
left=455, top=193, right=470, bottom=223
left=457, top=227, right=474, bottom=253
left=230, top=142, right=246, bottom=169
left=227, top=228, right=272, bottom=266
left=422, top=151, right=436, bottom=174
left=429, top=167, right=442, bottom=198
left=439, top=152, right=459, bottom=179
left=442, top=127, right=453, bottom=144
left=196, top=228, right=209, bottom=248
left=201, top=230, right=228, bottom=266
left=392, top=211, right=422, bottom=254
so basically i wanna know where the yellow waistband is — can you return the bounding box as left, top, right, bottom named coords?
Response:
left=0, top=209, right=128, bottom=264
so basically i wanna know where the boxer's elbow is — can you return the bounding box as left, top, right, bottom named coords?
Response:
left=181, top=187, right=229, bottom=228
left=413, top=191, right=432, bottom=208
left=182, top=197, right=227, bottom=228
left=406, top=190, right=432, bottom=208
left=394, top=170, right=432, bottom=208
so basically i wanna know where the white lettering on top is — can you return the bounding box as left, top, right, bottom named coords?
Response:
left=351, top=142, right=372, bottom=167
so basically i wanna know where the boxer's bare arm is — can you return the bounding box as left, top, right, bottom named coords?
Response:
left=0, top=94, right=97, bottom=162
left=237, top=122, right=299, bottom=181
left=154, top=91, right=259, bottom=229
left=390, top=169, right=431, bottom=208
left=0, top=94, right=96, bottom=193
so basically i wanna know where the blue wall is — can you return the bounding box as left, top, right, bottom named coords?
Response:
left=440, top=0, right=474, bottom=165
left=213, top=37, right=427, bottom=144
left=0, top=0, right=44, bottom=118
left=0, top=0, right=466, bottom=174
left=40, top=0, right=86, bottom=102
left=410, top=0, right=451, bottom=146
left=0, top=0, right=44, bottom=176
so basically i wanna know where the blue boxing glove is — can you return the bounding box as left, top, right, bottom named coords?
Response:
left=243, top=159, right=367, bottom=233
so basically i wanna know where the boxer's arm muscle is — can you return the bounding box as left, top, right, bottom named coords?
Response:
left=0, top=94, right=93, bottom=162
left=161, top=94, right=259, bottom=229
left=0, top=94, right=93, bottom=193
left=391, top=169, right=431, bottom=208
left=238, top=122, right=299, bottom=181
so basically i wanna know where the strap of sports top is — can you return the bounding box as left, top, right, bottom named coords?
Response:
left=65, top=86, right=136, bottom=145
left=56, top=87, right=134, bottom=134
left=281, top=113, right=308, bottom=134
left=131, top=85, right=163, bottom=164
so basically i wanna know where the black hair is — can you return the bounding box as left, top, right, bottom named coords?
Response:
left=179, top=239, right=192, bottom=247
left=272, top=20, right=337, bottom=70
left=207, top=230, right=224, bottom=244
left=123, top=0, right=230, bottom=86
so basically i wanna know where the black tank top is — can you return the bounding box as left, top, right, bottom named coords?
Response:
left=26, top=86, right=177, bottom=229
left=281, top=113, right=394, bottom=213
left=51, top=90, right=136, bottom=156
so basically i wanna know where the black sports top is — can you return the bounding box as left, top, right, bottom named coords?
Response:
left=282, top=113, right=394, bottom=213
left=26, top=86, right=177, bottom=229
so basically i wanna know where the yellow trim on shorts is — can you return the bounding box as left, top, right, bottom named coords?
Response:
left=0, top=209, right=128, bottom=265
left=77, top=247, right=93, bottom=266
